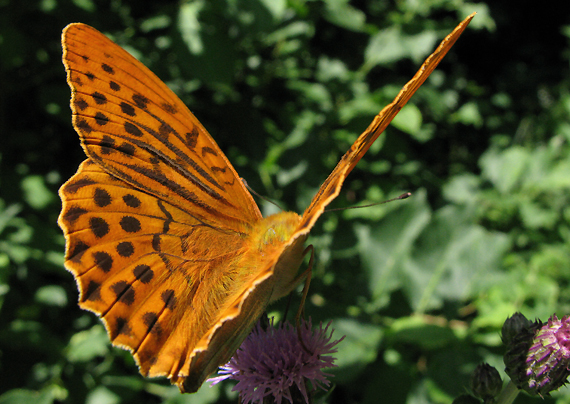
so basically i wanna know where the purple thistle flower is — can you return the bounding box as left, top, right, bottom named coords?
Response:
left=504, top=313, right=570, bottom=396
left=208, top=317, right=344, bottom=404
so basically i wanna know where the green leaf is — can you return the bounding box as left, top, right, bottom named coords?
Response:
left=364, top=27, right=437, bottom=70
left=391, top=104, right=422, bottom=137
left=385, top=316, right=455, bottom=350
left=451, top=101, right=483, bottom=127
left=356, top=189, right=431, bottom=311
left=332, top=319, right=383, bottom=381
left=66, top=325, right=110, bottom=362
left=323, top=0, right=366, bottom=32
left=258, top=0, right=287, bottom=20
left=178, top=1, right=205, bottom=55
left=264, top=21, right=313, bottom=45
left=364, top=27, right=403, bottom=68
left=21, top=175, right=54, bottom=210
left=519, top=200, right=558, bottom=229
left=405, top=205, right=510, bottom=313
left=85, top=386, right=120, bottom=404
left=0, top=387, right=59, bottom=404
left=35, top=285, right=68, bottom=307
left=480, top=146, right=530, bottom=194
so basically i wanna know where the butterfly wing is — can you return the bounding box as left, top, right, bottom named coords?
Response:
left=59, top=159, right=264, bottom=383
left=62, top=23, right=260, bottom=232
left=295, top=13, right=475, bottom=236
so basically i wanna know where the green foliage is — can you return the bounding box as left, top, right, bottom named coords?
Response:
left=1, top=0, right=570, bottom=403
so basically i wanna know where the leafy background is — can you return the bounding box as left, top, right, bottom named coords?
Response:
left=1, top=0, right=570, bottom=403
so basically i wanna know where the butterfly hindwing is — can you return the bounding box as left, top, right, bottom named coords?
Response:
left=59, top=159, right=268, bottom=382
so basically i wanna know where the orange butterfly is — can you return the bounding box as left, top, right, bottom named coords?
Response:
left=59, top=14, right=474, bottom=393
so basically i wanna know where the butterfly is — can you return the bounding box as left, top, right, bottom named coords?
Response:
left=58, top=13, right=474, bottom=393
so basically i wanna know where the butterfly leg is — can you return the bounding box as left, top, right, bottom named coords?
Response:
left=295, top=245, right=315, bottom=354
left=280, top=243, right=314, bottom=322
left=295, top=244, right=314, bottom=321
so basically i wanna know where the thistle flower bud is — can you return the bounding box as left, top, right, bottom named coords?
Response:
left=471, top=363, right=502, bottom=401
left=501, top=312, right=533, bottom=345
left=504, top=314, right=570, bottom=396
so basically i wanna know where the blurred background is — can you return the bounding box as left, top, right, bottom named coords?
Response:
left=1, top=0, right=570, bottom=403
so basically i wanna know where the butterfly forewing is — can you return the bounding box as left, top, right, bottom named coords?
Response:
left=295, top=13, right=476, bottom=235
left=62, top=24, right=261, bottom=232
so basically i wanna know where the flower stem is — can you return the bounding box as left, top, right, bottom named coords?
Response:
left=495, top=381, right=519, bottom=404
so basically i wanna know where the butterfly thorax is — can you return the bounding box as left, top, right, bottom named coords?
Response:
left=249, top=211, right=307, bottom=301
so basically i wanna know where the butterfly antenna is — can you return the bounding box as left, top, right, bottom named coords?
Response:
left=241, top=178, right=286, bottom=211
left=324, top=191, right=411, bottom=213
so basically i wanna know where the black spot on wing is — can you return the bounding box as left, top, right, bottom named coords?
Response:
left=93, top=251, right=113, bottom=272
left=132, top=94, right=149, bottom=109
left=186, top=128, right=198, bottom=149
left=120, top=216, right=141, bottom=233
left=142, top=312, right=161, bottom=335
left=117, top=142, right=136, bottom=156
left=133, top=264, right=153, bottom=284
left=111, top=316, right=132, bottom=339
left=94, top=112, right=109, bottom=126
left=83, top=280, right=101, bottom=302
left=68, top=240, right=89, bottom=262
left=64, top=177, right=96, bottom=194
left=90, top=217, right=109, bottom=238
left=92, top=92, right=107, bottom=105
left=161, top=289, right=177, bottom=310
left=152, top=234, right=161, bottom=252
left=74, top=98, right=88, bottom=111
left=202, top=147, right=217, bottom=156
left=93, top=187, right=112, bottom=207
left=123, top=194, right=141, bottom=208
left=120, top=102, right=136, bottom=116
left=101, top=63, right=115, bottom=74
left=116, top=241, right=134, bottom=257
left=76, top=118, right=93, bottom=134
left=63, top=206, right=87, bottom=224
left=161, top=103, right=177, bottom=114
left=111, top=280, right=135, bottom=306
left=99, top=135, right=115, bottom=155
left=124, top=122, right=143, bottom=137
